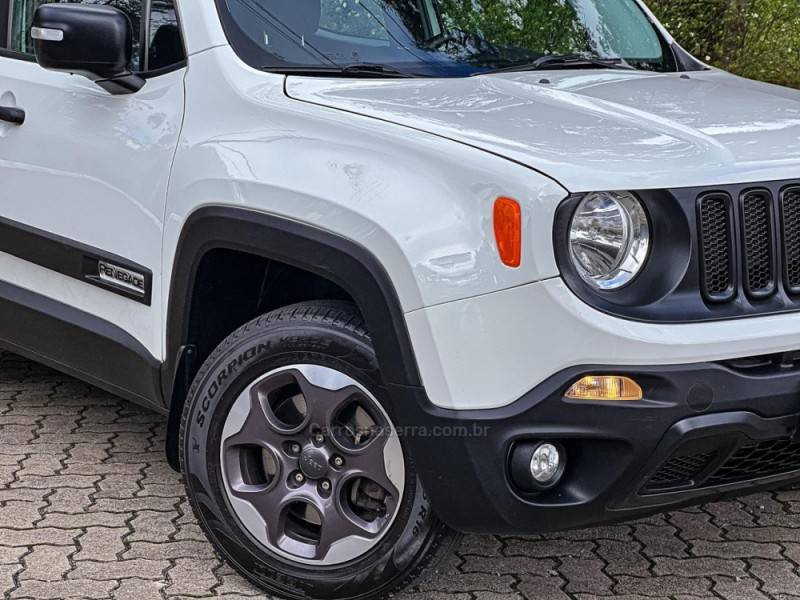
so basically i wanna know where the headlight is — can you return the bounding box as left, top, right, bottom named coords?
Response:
left=569, top=191, right=650, bottom=290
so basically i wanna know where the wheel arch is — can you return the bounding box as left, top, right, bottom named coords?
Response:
left=162, top=206, right=423, bottom=467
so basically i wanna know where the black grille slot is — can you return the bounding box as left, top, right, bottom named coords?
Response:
left=741, top=190, right=775, bottom=298
left=707, top=438, right=800, bottom=487
left=698, top=194, right=735, bottom=301
left=780, top=187, right=800, bottom=294
left=642, top=452, right=716, bottom=494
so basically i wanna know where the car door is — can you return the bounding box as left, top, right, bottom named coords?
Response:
left=0, top=0, right=186, bottom=406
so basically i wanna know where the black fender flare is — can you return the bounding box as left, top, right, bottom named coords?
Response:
left=162, top=206, right=424, bottom=465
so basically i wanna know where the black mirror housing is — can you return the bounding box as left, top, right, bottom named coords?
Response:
left=32, top=4, right=144, bottom=95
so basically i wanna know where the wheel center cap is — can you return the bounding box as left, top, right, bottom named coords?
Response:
left=299, top=447, right=329, bottom=479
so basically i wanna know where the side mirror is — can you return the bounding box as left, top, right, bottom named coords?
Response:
left=32, top=4, right=144, bottom=95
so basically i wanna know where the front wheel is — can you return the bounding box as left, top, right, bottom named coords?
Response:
left=180, top=301, right=457, bottom=600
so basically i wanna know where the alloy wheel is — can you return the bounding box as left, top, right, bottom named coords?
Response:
left=220, top=364, right=405, bottom=566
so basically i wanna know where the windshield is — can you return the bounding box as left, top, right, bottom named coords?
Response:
left=217, top=0, right=677, bottom=77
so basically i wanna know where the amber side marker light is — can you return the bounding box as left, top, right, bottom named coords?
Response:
left=494, top=197, right=522, bottom=268
left=565, top=376, right=643, bottom=401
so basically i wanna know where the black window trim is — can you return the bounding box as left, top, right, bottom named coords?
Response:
left=1, top=0, right=10, bottom=49
left=0, top=0, right=188, bottom=78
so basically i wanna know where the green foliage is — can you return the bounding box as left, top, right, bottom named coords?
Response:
left=439, top=0, right=589, bottom=54
left=648, top=0, right=800, bottom=87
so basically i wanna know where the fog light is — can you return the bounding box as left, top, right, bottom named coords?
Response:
left=565, top=375, right=643, bottom=401
left=510, top=441, right=566, bottom=492
left=530, top=443, right=561, bottom=483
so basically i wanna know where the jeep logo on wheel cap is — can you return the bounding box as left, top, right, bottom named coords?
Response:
left=299, top=447, right=329, bottom=479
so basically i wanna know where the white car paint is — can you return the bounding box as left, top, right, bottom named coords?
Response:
left=287, top=70, right=800, bottom=192
left=2, top=1, right=800, bottom=412
left=408, top=279, right=800, bottom=410
left=163, top=45, right=568, bottom=317
left=0, top=57, right=184, bottom=358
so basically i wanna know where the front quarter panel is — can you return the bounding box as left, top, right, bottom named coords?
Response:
left=164, top=46, right=568, bottom=322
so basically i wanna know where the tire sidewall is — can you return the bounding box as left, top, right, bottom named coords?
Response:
left=181, top=316, right=441, bottom=599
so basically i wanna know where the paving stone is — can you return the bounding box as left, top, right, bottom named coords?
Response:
left=558, top=557, right=614, bottom=595
left=0, top=562, right=23, bottom=597
left=0, top=546, right=30, bottom=565
left=596, top=538, right=652, bottom=576
left=124, top=541, right=219, bottom=561
left=212, top=572, right=263, bottom=597
left=74, top=527, right=129, bottom=562
left=0, top=500, right=45, bottom=528
left=38, top=511, right=130, bottom=529
left=632, top=523, right=689, bottom=558
left=460, top=555, right=555, bottom=576
left=748, top=558, right=800, bottom=597
left=113, top=577, right=167, bottom=600
left=128, top=510, right=177, bottom=542
left=515, top=574, right=571, bottom=600
left=503, top=538, right=595, bottom=558
left=0, top=527, right=78, bottom=546
left=690, top=539, right=784, bottom=560
left=651, top=556, right=748, bottom=578
left=68, top=559, right=171, bottom=580
left=613, top=574, right=713, bottom=596
left=45, top=487, right=95, bottom=514
left=10, top=578, right=117, bottom=599
left=165, top=558, right=220, bottom=596
left=20, top=545, right=73, bottom=581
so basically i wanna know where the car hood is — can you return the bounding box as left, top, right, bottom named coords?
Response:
left=286, top=69, right=800, bottom=192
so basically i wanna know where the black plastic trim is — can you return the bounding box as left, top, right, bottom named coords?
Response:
left=0, top=48, right=35, bottom=62
left=162, top=206, right=422, bottom=407
left=0, top=216, right=153, bottom=305
left=395, top=359, right=800, bottom=534
left=779, top=185, right=800, bottom=295
left=671, top=41, right=711, bottom=72
left=0, top=279, right=163, bottom=410
left=739, top=188, right=778, bottom=300
left=697, top=191, right=736, bottom=303
left=140, top=59, right=187, bottom=79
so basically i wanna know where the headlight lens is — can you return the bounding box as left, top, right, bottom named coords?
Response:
left=569, top=192, right=650, bottom=290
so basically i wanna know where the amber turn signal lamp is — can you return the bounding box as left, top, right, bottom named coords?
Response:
left=565, top=376, right=643, bottom=401
left=494, top=197, right=522, bottom=268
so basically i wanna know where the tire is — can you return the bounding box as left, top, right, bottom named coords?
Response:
left=180, top=301, right=459, bottom=600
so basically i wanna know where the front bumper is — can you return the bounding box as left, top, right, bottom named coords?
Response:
left=406, top=278, right=800, bottom=411
left=391, top=356, right=800, bottom=534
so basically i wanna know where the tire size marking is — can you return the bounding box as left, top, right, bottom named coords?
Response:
left=195, top=343, right=270, bottom=428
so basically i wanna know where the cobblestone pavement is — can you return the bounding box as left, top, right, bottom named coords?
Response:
left=2, top=351, right=800, bottom=600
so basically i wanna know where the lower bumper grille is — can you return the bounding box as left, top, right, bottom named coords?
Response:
left=707, top=438, right=800, bottom=487
left=644, top=436, right=800, bottom=495
left=642, top=452, right=716, bottom=493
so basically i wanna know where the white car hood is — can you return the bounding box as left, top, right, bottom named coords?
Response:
left=286, top=69, right=800, bottom=192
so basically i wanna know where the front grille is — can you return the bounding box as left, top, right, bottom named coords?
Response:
left=698, top=194, right=735, bottom=301
left=780, top=187, right=800, bottom=293
left=643, top=437, right=800, bottom=495
left=741, top=191, right=775, bottom=297
left=696, top=187, right=800, bottom=303
left=643, top=452, right=716, bottom=493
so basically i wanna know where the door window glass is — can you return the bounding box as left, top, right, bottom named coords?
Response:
left=1, top=2, right=10, bottom=49
left=147, top=0, right=184, bottom=71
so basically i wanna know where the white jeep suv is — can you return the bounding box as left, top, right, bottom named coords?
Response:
left=2, top=0, right=800, bottom=598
